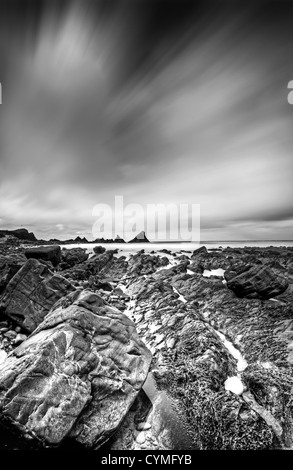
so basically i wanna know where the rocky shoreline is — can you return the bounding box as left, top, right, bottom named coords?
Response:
left=0, top=233, right=293, bottom=449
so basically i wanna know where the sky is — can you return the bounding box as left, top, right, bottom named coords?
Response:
left=0, top=0, right=293, bottom=241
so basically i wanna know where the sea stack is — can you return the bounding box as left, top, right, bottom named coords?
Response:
left=128, top=231, right=150, bottom=243
left=115, top=235, right=126, bottom=243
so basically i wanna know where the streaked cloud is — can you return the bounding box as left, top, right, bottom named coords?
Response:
left=0, top=0, right=292, bottom=240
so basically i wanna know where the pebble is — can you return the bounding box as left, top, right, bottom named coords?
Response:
left=149, top=324, right=161, bottom=334
left=0, top=327, right=9, bottom=333
left=14, top=334, right=28, bottom=346
left=136, top=422, right=152, bottom=431
left=155, top=334, right=165, bottom=344
left=166, top=337, right=176, bottom=349
left=4, top=330, right=17, bottom=340
left=135, top=432, right=146, bottom=444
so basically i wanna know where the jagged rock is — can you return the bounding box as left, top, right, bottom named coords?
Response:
left=121, top=272, right=277, bottom=449
left=191, top=246, right=208, bottom=258
left=0, top=253, right=26, bottom=294
left=0, top=290, right=152, bottom=448
left=25, top=245, right=61, bottom=267
left=223, top=262, right=253, bottom=282
left=94, top=279, right=113, bottom=291
left=0, top=258, right=76, bottom=332
left=74, top=236, right=89, bottom=243
left=188, top=261, right=204, bottom=274
left=128, top=253, right=169, bottom=277
left=62, top=250, right=128, bottom=283
left=62, top=251, right=114, bottom=281
left=225, top=265, right=289, bottom=299
left=1, top=243, right=293, bottom=450
left=128, top=231, right=150, bottom=243
left=60, top=248, right=89, bottom=269
left=159, top=249, right=172, bottom=255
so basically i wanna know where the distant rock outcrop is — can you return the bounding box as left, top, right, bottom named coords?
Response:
left=24, top=245, right=61, bottom=267
left=128, top=231, right=150, bottom=243
left=74, top=236, right=89, bottom=243
left=0, top=228, right=37, bottom=242
left=0, top=258, right=76, bottom=332
left=115, top=235, right=126, bottom=243
left=0, top=290, right=152, bottom=448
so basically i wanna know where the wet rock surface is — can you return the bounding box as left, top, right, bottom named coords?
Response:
left=0, top=241, right=293, bottom=449
left=0, top=290, right=151, bottom=449
left=0, top=258, right=76, bottom=332
left=0, top=253, right=26, bottom=294
left=225, top=264, right=289, bottom=299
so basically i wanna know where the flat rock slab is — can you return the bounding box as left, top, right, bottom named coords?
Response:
left=225, top=265, right=289, bottom=299
left=25, top=246, right=61, bottom=267
left=0, top=258, right=76, bottom=332
left=0, top=290, right=152, bottom=449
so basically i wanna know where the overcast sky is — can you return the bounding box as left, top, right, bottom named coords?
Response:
left=0, top=0, right=293, bottom=241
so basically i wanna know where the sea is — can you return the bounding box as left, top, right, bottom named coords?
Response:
left=59, top=240, right=293, bottom=255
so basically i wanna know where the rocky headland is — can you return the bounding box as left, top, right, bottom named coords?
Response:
left=0, top=232, right=293, bottom=450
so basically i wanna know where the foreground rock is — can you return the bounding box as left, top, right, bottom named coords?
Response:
left=112, top=271, right=277, bottom=449
left=0, top=253, right=26, bottom=294
left=25, top=245, right=61, bottom=267
left=103, top=247, right=293, bottom=449
left=62, top=250, right=128, bottom=283
left=0, top=259, right=76, bottom=332
left=225, top=264, right=289, bottom=299
left=0, top=290, right=152, bottom=448
left=1, top=244, right=293, bottom=450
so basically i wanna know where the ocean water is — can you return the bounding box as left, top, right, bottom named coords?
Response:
left=59, top=240, right=293, bottom=256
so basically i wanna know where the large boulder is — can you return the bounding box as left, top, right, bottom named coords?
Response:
left=25, top=245, right=61, bottom=267
left=62, top=250, right=118, bottom=281
left=0, top=290, right=152, bottom=448
left=60, top=247, right=89, bottom=268
left=0, top=253, right=26, bottom=294
left=93, top=245, right=106, bottom=255
left=191, top=245, right=208, bottom=259
left=225, top=265, right=289, bottom=299
left=0, top=258, right=76, bottom=332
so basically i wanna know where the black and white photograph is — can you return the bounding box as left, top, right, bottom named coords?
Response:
left=0, top=0, right=293, bottom=457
